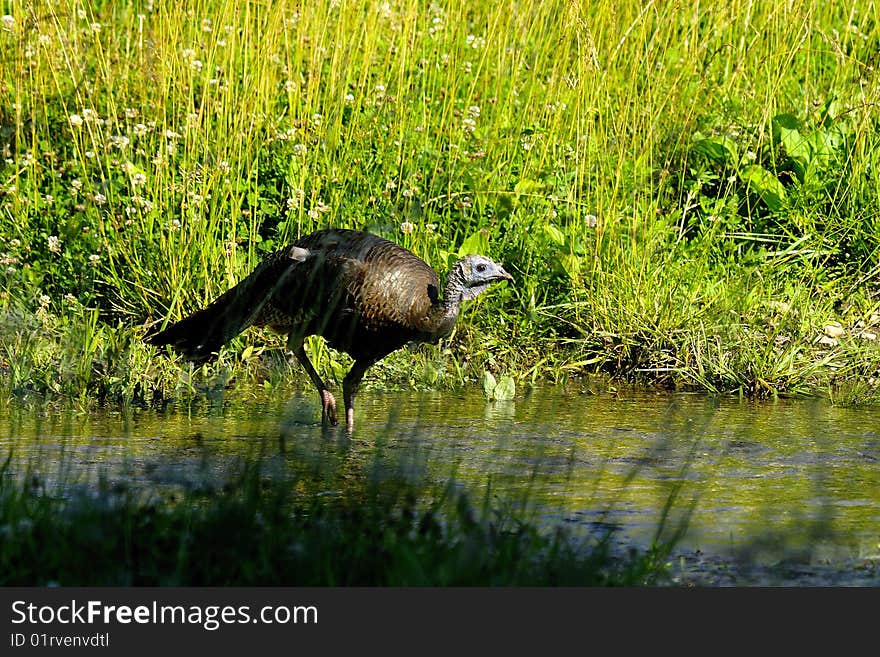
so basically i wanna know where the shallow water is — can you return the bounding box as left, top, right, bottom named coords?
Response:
left=2, top=387, right=879, bottom=582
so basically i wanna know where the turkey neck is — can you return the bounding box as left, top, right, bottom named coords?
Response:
left=422, top=262, right=469, bottom=340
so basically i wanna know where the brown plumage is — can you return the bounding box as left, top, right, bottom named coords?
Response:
left=146, top=228, right=512, bottom=430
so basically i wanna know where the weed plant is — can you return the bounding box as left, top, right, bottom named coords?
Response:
left=3, top=0, right=880, bottom=402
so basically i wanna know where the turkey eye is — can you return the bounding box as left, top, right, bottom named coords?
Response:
left=476, top=263, right=487, bottom=273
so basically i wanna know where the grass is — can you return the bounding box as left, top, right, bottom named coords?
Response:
left=0, top=442, right=673, bottom=586
left=4, top=0, right=880, bottom=405
left=6, top=1, right=880, bottom=587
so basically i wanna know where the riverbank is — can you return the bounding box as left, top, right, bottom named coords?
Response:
left=3, top=1, right=880, bottom=405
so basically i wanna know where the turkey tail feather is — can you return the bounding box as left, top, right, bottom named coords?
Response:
left=146, top=255, right=295, bottom=362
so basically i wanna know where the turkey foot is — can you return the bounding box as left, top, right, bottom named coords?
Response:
left=322, top=389, right=338, bottom=426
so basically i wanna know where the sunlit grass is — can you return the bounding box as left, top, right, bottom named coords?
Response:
left=2, top=0, right=880, bottom=402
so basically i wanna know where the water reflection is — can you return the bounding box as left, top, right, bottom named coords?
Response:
left=2, top=388, right=879, bottom=571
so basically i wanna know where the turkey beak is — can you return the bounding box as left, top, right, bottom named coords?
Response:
left=497, top=266, right=513, bottom=283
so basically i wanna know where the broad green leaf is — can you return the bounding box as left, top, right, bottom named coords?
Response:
left=691, top=135, right=738, bottom=166
left=740, top=164, right=787, bottom=211
left=493, top=375, right=516, bottom=401
left=773, top=113, right=810, bottom=165
left=458, top=230, right=489, bottom=257
left=542, top=223, right=566, bottom=246
left=481, top=370, right=497, bottom=397
left=557, top=253, right=583, bottom=284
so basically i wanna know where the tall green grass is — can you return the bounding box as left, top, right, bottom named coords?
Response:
left=3, top=0, right=880, bottom=402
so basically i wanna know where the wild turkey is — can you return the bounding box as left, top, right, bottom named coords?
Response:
left=146, top=228, right=513, bottom=430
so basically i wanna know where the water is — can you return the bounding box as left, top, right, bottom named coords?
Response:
left=2, top=387, right=879, bottom=582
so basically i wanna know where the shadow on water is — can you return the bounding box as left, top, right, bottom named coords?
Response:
left=1, top=387, right=879, bottom=585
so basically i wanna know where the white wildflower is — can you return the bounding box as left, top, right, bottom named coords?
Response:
left=286, top=189, right=305, bottom=210
left=466, top=34, right=486, bottom=49
left=429, top=15, right=444, bottom=36
left=400, top=221, right=415, bottom=234
left=47, top=235, right=62, bottom=253
left=110, top=135, right=130, bottom=149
